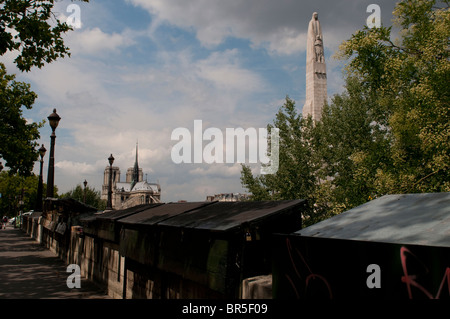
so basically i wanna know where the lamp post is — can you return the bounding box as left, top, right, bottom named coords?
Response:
left=36, top=144, right=46, bottom=211
left=106, top=154, right=114, bottom=210
left=83, top=179, right=87, bottom=204
left=46, top=109, right=61, bottom=198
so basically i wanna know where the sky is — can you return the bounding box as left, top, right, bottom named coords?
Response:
left=2, top=0, right=398, bottom=202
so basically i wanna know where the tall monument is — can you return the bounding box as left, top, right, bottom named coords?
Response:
left=303, top=12, right=327, bottom=121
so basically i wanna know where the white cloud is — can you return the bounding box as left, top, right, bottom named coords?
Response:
left=127, top=0, right=307, bottom=54
left=114, top=48, right=269, bottom=127
left=126, top=0, right=386, bottom=56
left=56, top=160, right=97, bottom=175
left=22, top=37, right=269, bottom=200
left=264, top=30, right=308, bottom=56
left=189, top=163, right=242, bottom=178
left=197, top=49, right=265, bottom=92
left=66, top=27, right=136, bottom=55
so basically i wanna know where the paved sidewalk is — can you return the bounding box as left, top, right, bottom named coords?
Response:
left=0, top=225, right=110, bottom=299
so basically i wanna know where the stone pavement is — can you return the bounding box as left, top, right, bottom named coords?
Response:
left=0, top=224, right=110, bottom=299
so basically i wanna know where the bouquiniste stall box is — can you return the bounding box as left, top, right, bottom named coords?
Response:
left=273, top=192, right=450, bottom=299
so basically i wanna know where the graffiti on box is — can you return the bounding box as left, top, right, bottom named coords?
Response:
left=280, top=237, right=449, bottom=299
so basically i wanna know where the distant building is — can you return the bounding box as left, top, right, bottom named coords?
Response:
left=206, top=193, right=250, bottom=202
left=101, top=144, right=161, bottom=209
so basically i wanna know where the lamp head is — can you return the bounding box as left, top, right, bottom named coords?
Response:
left=47, top=108, right=61, bottom=131
left=39, top=144, right=47, bottom=159
left=108, top=154, right=115, bottom=166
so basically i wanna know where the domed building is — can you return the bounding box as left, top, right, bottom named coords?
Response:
left=101, top=144, right=161, bottom=209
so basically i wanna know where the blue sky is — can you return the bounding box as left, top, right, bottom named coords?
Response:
left=3, top=0, right=397, bottom=202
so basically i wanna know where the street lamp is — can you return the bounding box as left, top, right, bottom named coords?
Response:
left=106, top=154, right=114, bottom=210
left=83, top=179, right=87, bottom=204
left=46, top=109, right=61, bottom=198
left=36, top=144, right=46, bottom=211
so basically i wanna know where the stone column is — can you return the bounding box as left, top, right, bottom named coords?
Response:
left=303, top=12, right=327, bottom=122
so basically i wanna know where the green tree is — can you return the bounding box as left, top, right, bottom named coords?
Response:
left=240, top=83, right=386, bottom=225
left=338, top=0, right=449, bottom=194
left=60, top=184, right=106, bottom=211
left=0, top=171, right=57, bottom=217
left=241, top=97, right=322, bottom=226
left=0, top=63, right=43, bottom=175
left=0, top=0, right=89, bottom=72
left=312, top=77, right=391, bottom=215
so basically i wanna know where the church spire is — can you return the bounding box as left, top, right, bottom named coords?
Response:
left=131, top=141, right=139, bottom=190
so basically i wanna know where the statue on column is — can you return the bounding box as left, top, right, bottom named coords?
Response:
left=307, top=12, right=324, bottom=64
left=314, top=35, right=324, bottom=63
left=303, top=12, right=327, bottom=122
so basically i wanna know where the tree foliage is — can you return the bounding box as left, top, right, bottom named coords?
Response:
left=339, top=0, right=449, bottom=193
left=241, top=97, right=324, bottom=226
left=0, top=171, right=57, bottom=217
left=0, top=0, right=89, bottom=72
left=241, top=0, right=449, bottom=226
left=60, top=184, right=106, bottom=211
left=0, top=63, right=43, bottom=175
